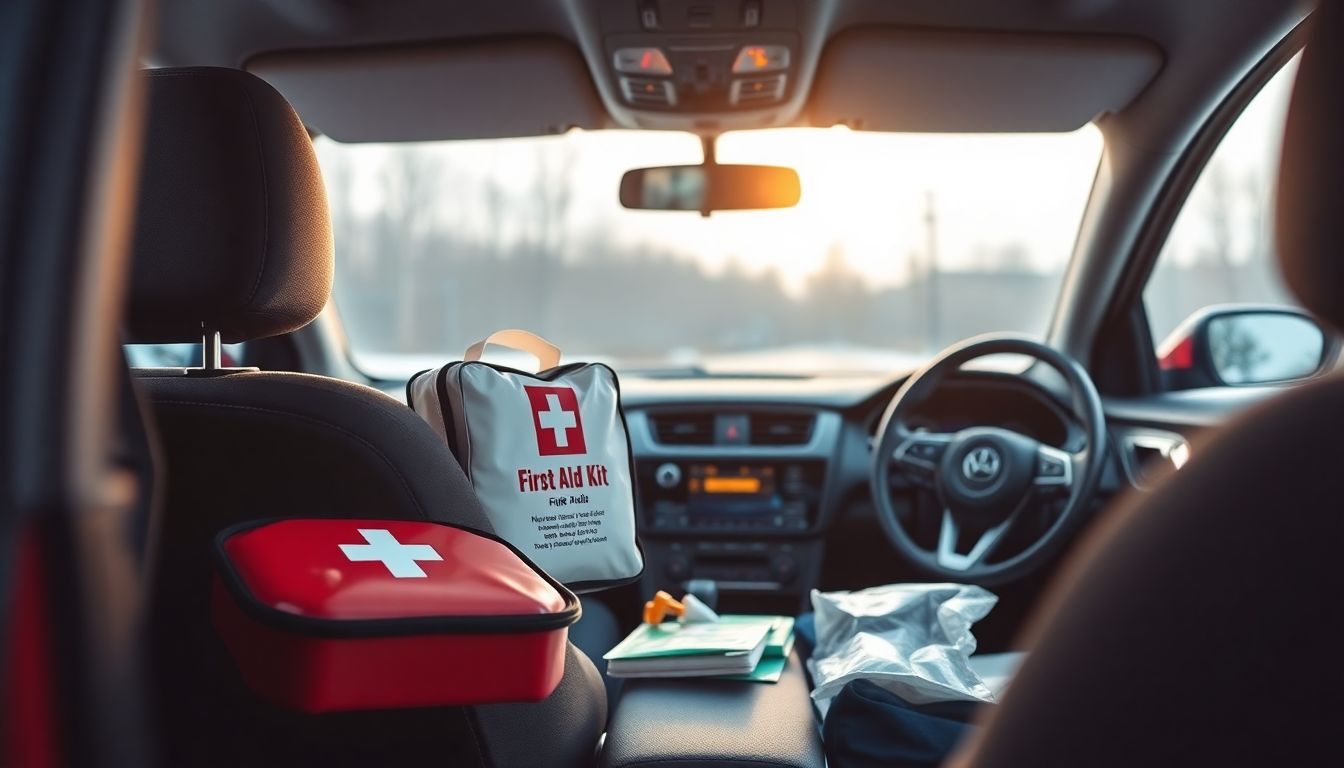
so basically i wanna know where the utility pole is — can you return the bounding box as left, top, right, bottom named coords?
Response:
left=923, top=190, right=940, bottom=351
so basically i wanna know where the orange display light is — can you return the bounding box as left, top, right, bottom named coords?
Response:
left=702, top=476, right=763, bottom=494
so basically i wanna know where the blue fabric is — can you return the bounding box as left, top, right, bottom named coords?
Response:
left=822, top=679, right=984, bottom=768
left=794, top=611, right=817, bottom=659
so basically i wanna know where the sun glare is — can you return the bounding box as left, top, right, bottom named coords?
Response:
left=319, top=124, right=1104, bottom=295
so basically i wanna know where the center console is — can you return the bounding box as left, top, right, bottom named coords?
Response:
left=637, top=459, right=825, bottom=608
left=606, top=403, right=839, bottom=766
left=641, top=460, right=823, bottom=533
left=625, top=408, right=841, bottom=614
left=599, top=651, right=824, bottom=768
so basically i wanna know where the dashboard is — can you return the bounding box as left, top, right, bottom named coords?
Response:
left=371, top=359, right=1191, bottom=612
left=619, top=369, right=1110, bottom=614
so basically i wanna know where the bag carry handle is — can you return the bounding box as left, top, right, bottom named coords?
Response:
left=464, top=329, right=562, bottom=372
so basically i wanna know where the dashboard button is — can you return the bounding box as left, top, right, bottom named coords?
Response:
left=715, top=414, right=750, bottom=445
left=908, top=441, right=947, bottom=462
left=1037, top=456, right=1066, bottom=476
left=613, top=47, right=672, bottom=75
left=654, top=462, right=682, bottom=489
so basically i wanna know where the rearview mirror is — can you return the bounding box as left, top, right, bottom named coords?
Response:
left=619, top=164, right=801, bottom=214
left=1158, top=305, right=1339, bottom=389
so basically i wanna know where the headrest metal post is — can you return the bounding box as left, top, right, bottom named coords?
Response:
left=202, top=327, right=222, bottom=371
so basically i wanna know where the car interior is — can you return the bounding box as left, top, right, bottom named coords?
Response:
left=1, top=0, right=1341, bottom=766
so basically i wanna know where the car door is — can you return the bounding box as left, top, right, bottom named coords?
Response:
left=1087, top=37, right=1328, bottom=487
left=0, top=0, right=154, bottom=764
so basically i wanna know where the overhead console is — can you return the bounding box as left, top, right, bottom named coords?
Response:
left=585, top=0, right=808, bottom=131
left=238, top=0, right=1170, bottom=142
left=576, top=0, right=1165, bottom=135
left=607, top=17, right=796, bottom=111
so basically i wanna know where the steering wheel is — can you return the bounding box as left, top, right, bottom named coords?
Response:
left=871, top=335, right=1107, bottom=586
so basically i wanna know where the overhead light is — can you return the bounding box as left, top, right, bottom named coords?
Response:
left=732, top=45, right=790, bottom=74
left=613, top=47, right=673, bottom=76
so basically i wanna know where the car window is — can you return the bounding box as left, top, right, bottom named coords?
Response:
left=1144, top=57, right=1305, bottom=368
left=317, top=126, right=1102, bottom=379
left=124, top=342, right=246, bottom=368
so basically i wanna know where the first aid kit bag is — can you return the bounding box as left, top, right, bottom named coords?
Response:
left=406, top=330, right=644, bottom=592
left=212, top=518, right=579, bottom=713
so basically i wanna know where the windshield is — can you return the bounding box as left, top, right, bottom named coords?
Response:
left=317, top=126, right=1102, bottom=378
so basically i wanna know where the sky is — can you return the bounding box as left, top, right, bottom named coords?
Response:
left=315, top=54, right=1296, bottom=296
left=318, top=126, right=1101, bottom=295
left=1161, top=56, right=1298, bottom=268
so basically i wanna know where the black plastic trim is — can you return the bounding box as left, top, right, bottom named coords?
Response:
left=213, top=517, right=582, bottom=638
left=1091, top=22, right=1309, bottom=396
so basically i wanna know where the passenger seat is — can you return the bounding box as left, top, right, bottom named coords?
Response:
left=128, top=67, right=606, bottom=768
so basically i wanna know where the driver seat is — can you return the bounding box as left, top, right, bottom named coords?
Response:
left=956, top=5, right=1344, bottom=766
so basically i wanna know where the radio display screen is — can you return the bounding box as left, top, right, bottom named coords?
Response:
left=689, top=464, right=775, bottom=495
left=687, top=465, right=776, bottom=511
left=640, top=459, right=818, bottom=530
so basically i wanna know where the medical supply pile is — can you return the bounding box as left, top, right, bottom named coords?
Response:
left=808, top=582, right=999, bottom=714
left=603, top=590, right=796, bottom=682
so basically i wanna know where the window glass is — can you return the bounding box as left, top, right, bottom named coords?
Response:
left=318, top=125, right=1102, bottom=378
left=1145, top=57, right=1302, bottom=348
left=124, top=342, right=245, bottom=368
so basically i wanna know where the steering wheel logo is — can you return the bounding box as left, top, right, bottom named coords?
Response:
left=962, top=446, right=1003, bottom=482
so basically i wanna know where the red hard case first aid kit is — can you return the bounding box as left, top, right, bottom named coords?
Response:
left=211, top=518, right=580, bottom=713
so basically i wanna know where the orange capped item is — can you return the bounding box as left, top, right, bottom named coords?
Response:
left=642, top=590, right=685, bottom=624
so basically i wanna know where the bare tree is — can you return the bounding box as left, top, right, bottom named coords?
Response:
left=378, top=146, right=441, bottom=350
left=1243, top=169, right=1271, bottom=269
left=521, top=139, right=579, bottom=329
left=1200, top=160, right=1240, bottom=299
left=322, top=150, right=363, bottom=267
left=805, top=241, right=871, bottom=343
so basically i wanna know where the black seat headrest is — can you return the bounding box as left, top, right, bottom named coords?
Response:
left=1277, top=1, right=1344, bottom=332
left=127, top=67, right=333, bottom=344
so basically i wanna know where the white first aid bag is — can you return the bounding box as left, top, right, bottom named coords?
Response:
left=407, top=330, right=643, bottom=592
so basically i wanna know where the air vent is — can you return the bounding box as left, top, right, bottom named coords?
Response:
left=650, top=412, right=715, bottom=445
left=750, top=412, right=815, bottom=446
left=621, top=76, right=677, bottom=107
left=730, top=74, right=786, bottom=106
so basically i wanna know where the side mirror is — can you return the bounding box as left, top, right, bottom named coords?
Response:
left=619, top=164, right=801, bottom=214
left=1157, top=305, right=1339, bottom=389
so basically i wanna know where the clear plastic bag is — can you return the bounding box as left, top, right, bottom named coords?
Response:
left=809, top=583, right=998, bottom=710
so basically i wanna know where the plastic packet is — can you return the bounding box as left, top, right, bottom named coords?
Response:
left=809, top=583, right=998, bottom=709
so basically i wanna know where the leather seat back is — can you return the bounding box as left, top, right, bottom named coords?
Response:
left=959, top=5, right=1344, bottom=765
